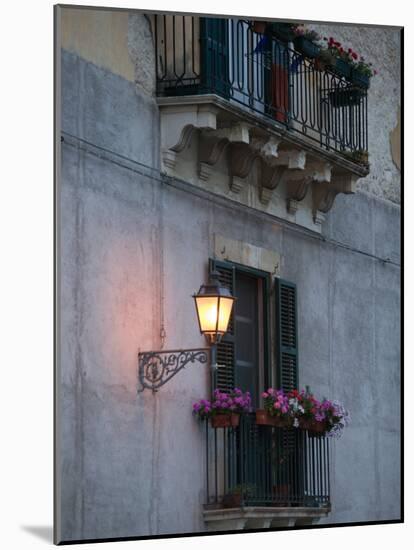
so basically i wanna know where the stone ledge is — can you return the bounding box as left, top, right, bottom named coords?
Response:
left=203, top=506, right=331, bottom=531
left=157, top=94, right=370, bottom=178
left=157, top=94, right=368, bottom=231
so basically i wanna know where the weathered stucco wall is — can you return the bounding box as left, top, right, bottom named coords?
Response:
left=311, top=23, right=401, bottom=203
left=57, top=7, right=401, bottom=542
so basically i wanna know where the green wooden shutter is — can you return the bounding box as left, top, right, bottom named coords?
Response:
left=275, top=278, right=298, bottom=391
left=200, top=18, right=230, bottom=98
left=209, top=258, right=236, bottom=391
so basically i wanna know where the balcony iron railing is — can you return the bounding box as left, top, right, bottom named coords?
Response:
left=204, top=413, right=330, bottom=508
left=154, top=15, right=368, bottom=156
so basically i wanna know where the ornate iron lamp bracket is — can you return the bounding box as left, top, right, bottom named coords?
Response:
left=138, top=348, right=210, bottom=393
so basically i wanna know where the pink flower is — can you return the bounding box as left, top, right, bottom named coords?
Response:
left=262, top=392, right=269, bottom=398
left=274, top=402, right=281, bottom=409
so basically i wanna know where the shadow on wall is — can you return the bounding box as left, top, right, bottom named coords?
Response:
left=21, top=525, right=53, bottom=543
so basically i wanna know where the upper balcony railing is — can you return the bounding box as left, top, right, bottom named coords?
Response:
left=154, top=15, right=368, bottom=157
left=204, top=413, right=331, bottom=509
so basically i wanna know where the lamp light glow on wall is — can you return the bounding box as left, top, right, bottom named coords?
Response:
left=193, top=271, right=236, bottom=344
left=138, top=270, right=236, bottom=393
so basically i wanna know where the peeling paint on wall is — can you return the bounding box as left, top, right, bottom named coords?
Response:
left=390, top=106, right=401, bottom=171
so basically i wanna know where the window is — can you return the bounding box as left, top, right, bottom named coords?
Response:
left=210, top=259, right=298, bottom=403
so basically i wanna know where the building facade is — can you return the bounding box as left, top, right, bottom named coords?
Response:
left=56, top=6, right=401, bottom=543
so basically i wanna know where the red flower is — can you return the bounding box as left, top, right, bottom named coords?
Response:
left=352, top=52, right=358, bottom=60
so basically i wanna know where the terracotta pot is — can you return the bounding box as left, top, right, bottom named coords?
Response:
left=251, top=20, right=267, bottom=34
left=256, top=409, right=276, bottom=426
left=222, top=493, right=242, bottom=508
left=211, top=413, right=240, bottom=429
left=311, top=421, right=327, bottom=434
left=256, top=410, right=292, bottom=428
left=299, top=417, right=327, bottom=434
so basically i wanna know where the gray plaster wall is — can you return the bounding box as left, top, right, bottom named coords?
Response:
left=311, top=23, right=401, bottom=204
left=58, top=14, right=401, bottom=543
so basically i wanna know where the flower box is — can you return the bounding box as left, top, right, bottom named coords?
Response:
left=351, top=69, right=370, bottom=89
left=193, top=388, right=251, bottom=426
left=255, top=409, right=293, bottom=428
left=210, top=413, right=240, bottom=429
left=256, top=409, right=276, bottom=426
left=333, top=58, right=352, bottom=79
left=299, top=417, right=327, bottom=435
left=293, top=36, right=321, bottom=59
left=329, top=88, right=364, bottom=108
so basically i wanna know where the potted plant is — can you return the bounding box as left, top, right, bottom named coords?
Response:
left=292, top=25, right=321, bottom=59
left=291, top=387, right=350, bottom=437
left=268, top=22, right=296, bottom=42
left=192, top=388, right=252, bottom=428
left=287, top=387, right=316, bottom=431
left=322, top=36, right=357, bottom=78
left=322, top=399, right=351, bottom=438
left=342, top=149, right=369, bottom=165
left=250, top=20, right=267, bottom=34
left=222, top=484, right=255, bottom=508
left=314, top=47, right=336, bottom=71
left=256, top=388, right=293, bottom=427
left=351, top=57, right=377, bottom=89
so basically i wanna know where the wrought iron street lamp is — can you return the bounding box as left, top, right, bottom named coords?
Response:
left=138, top=271, right=236, bottom=393
left=193, top=271, right=236, bottom=344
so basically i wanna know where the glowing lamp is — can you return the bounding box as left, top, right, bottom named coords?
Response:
left=193, top=271, right=236, bottom=344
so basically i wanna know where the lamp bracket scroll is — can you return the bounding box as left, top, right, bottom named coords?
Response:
left=138, top=348, right=210, bottom=393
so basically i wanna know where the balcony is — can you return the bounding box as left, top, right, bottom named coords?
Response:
left=155, top=16, right=368, bottom=156
left=203, top=414, right=331, bottom=530
left=153, top=15, right=370, bottom=230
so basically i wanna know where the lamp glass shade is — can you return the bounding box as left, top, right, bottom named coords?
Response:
left=195, top=296, right=219, bottom=334
left=194, top=295, right=234, bottom=336
left=216, top=296, right=234, bottom=333
left=193, top=271, right=236, bottom=342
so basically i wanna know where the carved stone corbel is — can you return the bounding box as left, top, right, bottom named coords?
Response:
left=259, top=162, right=287, bottom=205
left=198, top=135, right=229, bottom=182
left=228, top=142, right=258, bottom=194
left=312, top=172, right=358, bottom=224
left=197, top=123, right=251, bottom=182
left=286, top=161, right=332, bottom=214
left=286, top=177, right=313, bottom=214
left=159, top=104, right=219, bottom=171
